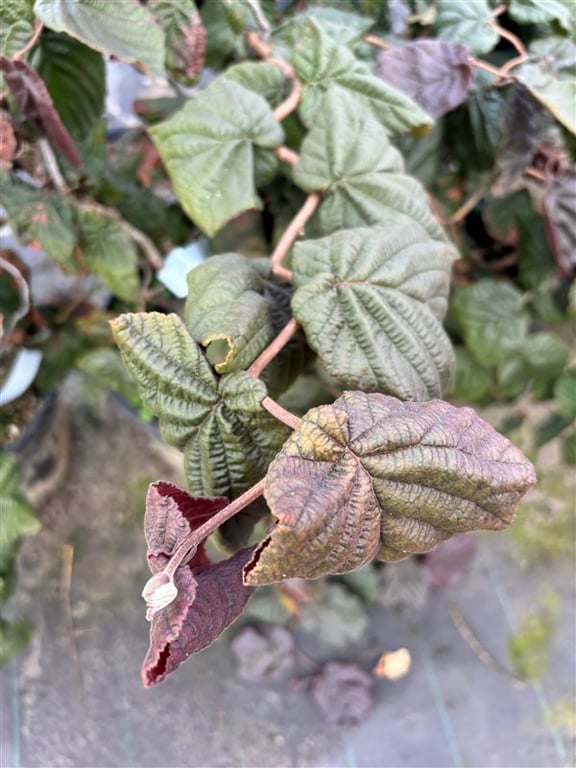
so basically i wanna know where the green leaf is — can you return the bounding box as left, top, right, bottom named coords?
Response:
left=149, top=79, right=284, bottom=237
left=555, top=369, right=576, bottom=421
left=222, top=62, right=286, bottom=107
left=509, top=0, right=574, bottom=35
left=291, top=19, right=432, bottom=135
left=299, top=583, right=368, bottom=649
left=436, top=0, right=499, bottom=56
left=33, top=30, right=105, bottom=140
left=244, top=391, right=536, bottom=583
left=0, top=618, right=33, bottom=666
left=0, top=453, right=40, bottom=570
left=518, top=38, right=576, bottom=134
left=111, top=312, right=290, bottom=498
left=452, top=280, right=529, bottom=367
left=293, top=88, right=447, bottom=243
left=1, top=176, right=78, bottom=271
left=149, top=0, right=205, bottom=84
left=185, top=253, right=310, bottom=396
left=34, top=0, right=166, bottom=78
left=509, top=591, right=560, bottom=680
left=0, top=0, right=34, bottom=58
left=291, top=226, right=454, bottom=400
left=522, top=333, right=569, bottom=379
left=76, top=205, right=139, bottom=301
left=453, top=347, right=493, bottom=403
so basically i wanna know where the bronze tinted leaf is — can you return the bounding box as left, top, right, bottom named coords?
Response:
left=245, top=392, right=536, bottom=583
left=0, top=56, right=81, bottom=167
left=142, top=481, right=255, bottom=687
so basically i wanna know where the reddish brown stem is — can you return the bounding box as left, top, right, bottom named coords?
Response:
left=13, top=21, right=43, bottom=61
left=261, top=396, right=302, bottom=430
left=468, top=57, right=507, bottom=80
left=164, top=479, right=266, bottom=579
left=248, top=316, right=300, bottom=378
left=275, top=145, right=300, bottom=166
left=274, top=78, right=303, bottom=122
left=364, top=34, right=393, bottom=51
left=271, top=193, right=320, bottom=281
left=447, top=183, right=489, bottom=225
left=490, top=21, right=528, bottom=59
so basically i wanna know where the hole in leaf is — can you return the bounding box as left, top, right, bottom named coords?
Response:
left=206, top=337, right=233, bottom=370
left=145, top=643, right=171, bottom=687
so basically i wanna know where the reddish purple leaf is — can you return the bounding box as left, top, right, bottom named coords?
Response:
left=0, top=57, right=81, bottom=167
left=310, top=662, right=374, bottom=726
left=376, top=40, right=472, bottom=119
left=142, top=482, right=255, bottom=687
left=231, top=625, right=296, bottom=682
left=421, top=533, right=478, bottom=589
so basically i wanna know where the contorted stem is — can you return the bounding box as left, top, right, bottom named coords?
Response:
left=142, top=479, right=266, bottom=616
left=248, top=316, right=300, bottom=377
left=261, top=396, right=301, bottom=430
left=271, top=192, right=320, bottom=282
left=275, top=145, right=300, bottom=166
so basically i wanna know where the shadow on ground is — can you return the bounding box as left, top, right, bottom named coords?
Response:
left=1, top=378, right=574, bottom=767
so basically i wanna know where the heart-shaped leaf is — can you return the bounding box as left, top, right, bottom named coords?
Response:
left=34, top=0, right=166, bottom=78
left=376, top=40, right=473, bottom=119
left=292, top=18, right=432, bottom=134
left=291, top=225, right=455, bottom=399
left=244, top=391, right=536, bottom=583
left=111, top=312, right=290, bottom=498
left=293, top=88, right=447, bottom=243
left=149, top=78, right=284, bottom=237
left=436, top=0, right=499, bottom=56
left=142, top=481, right=255, bottom=686
left=185, top=253, right=312, bottom=396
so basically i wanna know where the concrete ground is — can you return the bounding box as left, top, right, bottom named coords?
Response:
left=1, top=380, right=574, bottom=768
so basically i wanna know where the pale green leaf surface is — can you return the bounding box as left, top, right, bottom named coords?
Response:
left=0, top=0, right=34, bottom=57
left=222, top=62, right=286, bottom=107
left=76, top=206, right=139, bottom=301
left=291, top=226, right=454, bottom=400
left=34, top=0, right=166, bottom=77
left=452, top=280, right=529, bottom=367
left=111, top=312, right=290, bottom=497
left=436, top=0, right=499, bottom=55
left=291, top=18, right=432, bottom=134
left=149, top=79, right=284, bottom=237
left=293, top=88, right=447, bottom=243
left=34, top=30, right=105, bottom=139
left=555, top=369, right=576, bottom=421
left=509, top=0, right=574, bottom=35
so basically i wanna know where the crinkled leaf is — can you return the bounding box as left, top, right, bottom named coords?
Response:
left=33, top=30, right=105, bottom=140
left=0, top=453, right=40, bottom=569
left=185, top=253, right=311, bottom=396
left=222, top=62, right=286, bottom=108
left=149, top=79, right=284, bottom=237
left=422, top=533, right=478, bottom=588
left=309, top=662, right=374, bottom=726
left=111, top=312, right=290, bottom=498
left=293, top=88, right=446, bottom=243
left=76, top=205, right=139, bottom=301
left=452, top=280, right=529, bottom=367
left=544, top=168, right=576, bottom=277
left=518, top=38, right=576, bottom=134
left=509, top=0, right=574, bottom=35
left=0, top=0, right=34, bottom=58
left=291, top=225, right=454, bottom=400
left=149, top=0, right=205, bottom=84
left=1, top=175, right=78, bottom=271
left=231, top=625, right=295, bottom=682
left=292, top=19, right=432, bottom=134
left=436, top=0, right=499, bottom=56
left=555, top=369, right=576, bottom=422
left=245, top=391, right=536, bottom=582
left=0, top=57, right=81, bottom=166
left=376, top=40, right=472, bottom=119
left=34, top=0, right=166, bottom=78
left=142, top=481, right=255, bottom=687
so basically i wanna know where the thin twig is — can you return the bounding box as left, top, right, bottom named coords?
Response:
left=275, top=145, right=300, bottom=166
left=13, top=21, right=44, bottom=61
left=468, top=57, right=507, bottom=81
left=490, top=21, right=528, bottom=59
left=245, top=31, right=303, bottom=123
left=248, top=317, right=300, bottom=378
left=274, top=78, right=303, bottom=123
left=270, top=192, right=320, bottom=281
left=364, top=34, right=393, bottom=51
left=38, top=137, right=69, bottom=193
left=447, top=182, right=489, bottom=225
left=0, top=257, right=30, bottom=336
left=245, top=0, right=271, bottom=39
left=491, top=3, right=506, bottom=16
left=261, top=396, right=302, bottom=430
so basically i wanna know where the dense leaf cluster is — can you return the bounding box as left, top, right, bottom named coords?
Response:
left=1, top=0, right=573, bottom=681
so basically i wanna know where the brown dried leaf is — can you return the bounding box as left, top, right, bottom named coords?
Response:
left=310, top=662, right=374, bottom=726
left=0, top=56, right=81, bottom=167
left=245, top=392, right=536, bottom=584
